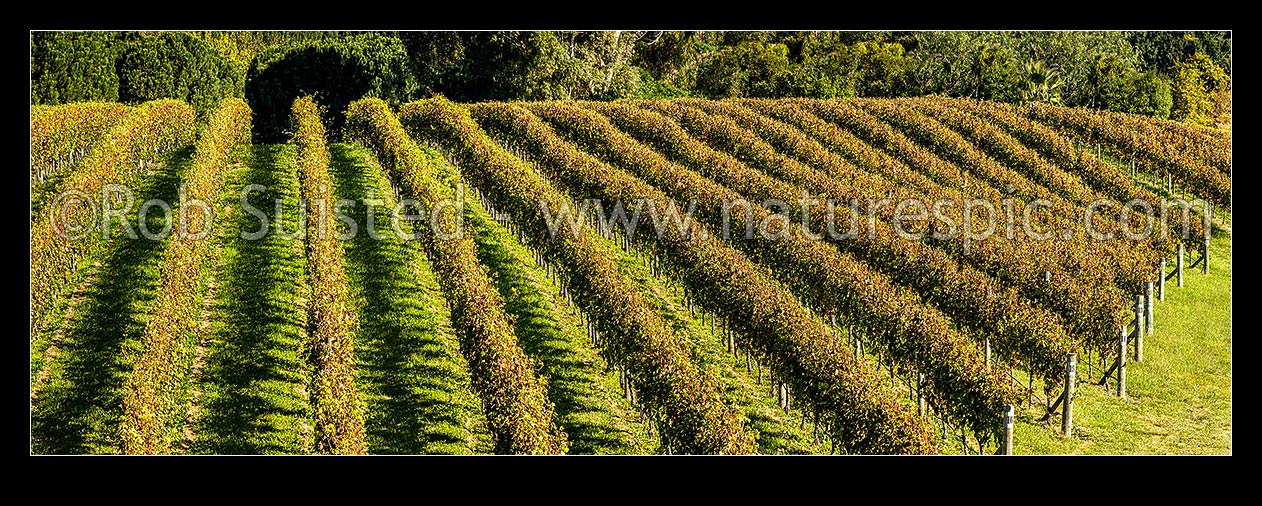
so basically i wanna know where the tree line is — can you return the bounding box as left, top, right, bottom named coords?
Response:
left=31, top=31, right=1231, bottom=140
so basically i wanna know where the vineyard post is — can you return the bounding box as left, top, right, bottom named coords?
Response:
left=775, top=377, right=782, bottom=406
left=1202, top=201, right=1211, bottom=275
left=1177, top=243, right=1185, bottom=287
left=1158, top=259, right=1166, bottom=301
left=1134, top=295, right=1145, bottom=362
left=855, top=326, right=863, bottom=355
left=1062, top=353, right=1076, bottom=437
left=1002, top=404, right=1014, bottom=455
left=1145, top=281, right=1154, bottom=333
left=984, top=338, right=991, bottom=372
left=1087, top=345, right=1093, bottom=379
left=1118, top=324, right=1128, bottom=397
left=1044, top=271, right=1051, bottom=287
left=917, top=372, right=925, bottom=416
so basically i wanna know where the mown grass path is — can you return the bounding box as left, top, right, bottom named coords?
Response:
left=1015, top=234, right=1231, bottom=454
left=605, top=241, right=829, bottom=454
left=460, top=180, right=655, bottom=454
left=330, top=144, right=493, bottom=454
left=185, top=145, right=315, bottom=454
left=31, top=149, right=190, bottom=454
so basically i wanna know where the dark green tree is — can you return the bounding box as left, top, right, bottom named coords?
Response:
left=244, top=33, right=417, bottom=142
left=31, top=32, right=122, bottom=104
left=116, top=33, right=242, bottom=121
left=694, top=41, right=798, bottom=98
left=1130, top=31, right=1231, bottom=76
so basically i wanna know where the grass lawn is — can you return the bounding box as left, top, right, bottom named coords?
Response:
left=461, top=177, right=657, bottom=454
left=31, top=149, right=190, bottom=454
left=329, top=144, right=494, bottom=454
left=1013, top=233, right=1231, bottom=454
left=185, top=145, right=316, bottom=454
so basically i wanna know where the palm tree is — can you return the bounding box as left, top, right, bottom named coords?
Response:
left=1020, top=60, right=1063, bottom=105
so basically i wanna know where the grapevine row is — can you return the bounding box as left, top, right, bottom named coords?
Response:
left=850, top=98, right=1145, bottom=293
left=908, top=99, right=1099, bottom=209
left=946, top=96, right=1206, bottom=242
left=30, top=100, right=195, bottom=367
left=399, top=96, right=755, bottom=454
left=1115, top=110, right=1230, bottom=177
left=782, top=98, right=1127, bottom=350
left=30, top=102, right=132, bottom=186
left=665, top=98, right=1072, bottom=382
left=903, top=97, right=1161, bottom=290
left=343, top=98, right=567, bottom=454
left=290, top=96, right=367, bottom=454
left=1023, top=103, right=1230, bottom=208
left=476, top=101, right=952, bottom=452
left=119, top=98, right=252, bottom=453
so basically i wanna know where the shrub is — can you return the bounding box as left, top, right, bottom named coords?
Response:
left=245, top=34, right=416, bottom=143
left=31, top=32, right=122, bottom=104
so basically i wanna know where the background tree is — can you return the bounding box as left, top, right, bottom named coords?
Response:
left=31, top=32, right=122, bottom=104
left=30, top=30, right=1231, bottom=126
left=1019, top=60, right=1063, bottom=105
left=117, top=33, right=242, bottom=121
left=1011, top=31, right=1138, bottom=106
left=971, top=42, right=1021, bottom=102
left=33, top=32, right=239, bottom=122
left=1130, top=31, right=1231, bottom=76
left=1171, top=52, right=1229, bottom=126
left=245, top=33, right=416, bottom=142
left=694, top=40, right=798, bottom=98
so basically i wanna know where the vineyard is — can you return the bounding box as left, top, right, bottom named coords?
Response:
left=29, top=95, right=1231, bottom=455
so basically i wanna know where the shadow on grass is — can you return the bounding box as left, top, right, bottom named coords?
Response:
left=31, top=148, right=192, bottom=454
left=462, top=190, right=650, bottom=454
left=603, top=234, right=825, bottom=454
left=30, top=162, right=77, bottom=221
left=189, top=145, right=314, bottom=454
left=329, top=143, right=490, bottom=454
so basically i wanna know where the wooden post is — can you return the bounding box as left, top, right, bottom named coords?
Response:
left=1134, top=294, right=1145, bottom=362
left=1145, top=281, right=1155, bottom=333
left=1044, top=271, right=1051, bottom=286
left=1203, top=202, right=1211, bottom=275
left=1118, top=324, right=1128, bottom=398
left=1002, top=404, right=1014, bottom=455
left=1062, top=353, right=1076, bottom=437
left=917, top=372, right=926, bottom=416
left=1158, top=259, right=1166, bottom=301
left=908, top=372, right=914, bottom=402
left=984, top=338, right=992, bottom=372
left=1177, top=243, right=1185, bottom=287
